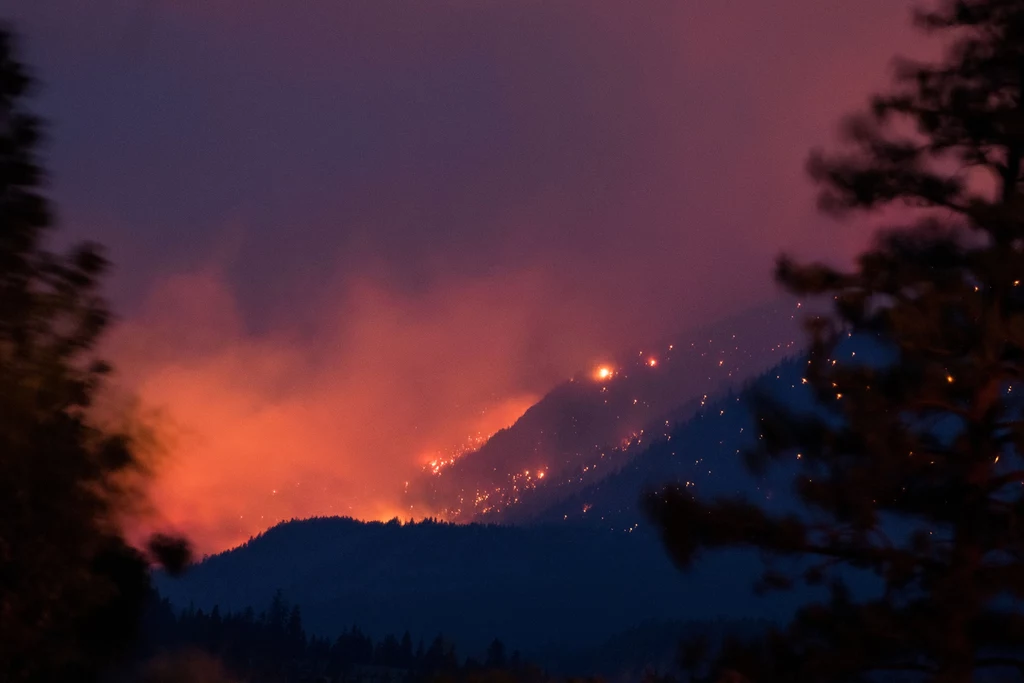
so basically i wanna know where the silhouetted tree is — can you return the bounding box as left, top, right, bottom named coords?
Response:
left=267, top=590, right=289, bottom=634
left=377, top=633, right=402, bottom=666
left=135, top=593, right=564, bottom=683
left=646, top=2, right=1024, bottom=681
left=486, top=639, right=507, bottom=670
left=286, top=605, right=305, bottom=657
left=0, top=25, right=190, bottom=683
left=422, top=635, right=459, bottom=673
left=402, top=631, right=415, bottom=667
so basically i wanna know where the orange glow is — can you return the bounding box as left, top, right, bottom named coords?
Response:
left=22, top=0, right=934, bottom=556
left=647, top=358, right=657, bottom=367
left=104, top=270, right=555, bottom=553
left=421, top=425, right=518, bottom=477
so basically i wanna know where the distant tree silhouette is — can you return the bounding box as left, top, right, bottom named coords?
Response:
left=267, top=589, right=289, bottom=634
left=286, top=605, right=306, bottom=657
left=424, top=635, right=459, bottom=673
left=0, top=25, right=190, bottom=683
left=646, top=2, right=1024, bottom=681
left=486, top=638, right=507, bottom=670
left=378, top=634, right=402, bottom=666
left=402, top=631, right=415, bottom=667
left=136, top=591, right=557, bottom=683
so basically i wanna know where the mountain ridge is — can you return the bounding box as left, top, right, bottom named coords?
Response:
left=408, top=297, right=805, bottom=523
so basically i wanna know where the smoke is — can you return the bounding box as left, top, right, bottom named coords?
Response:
left=10, top=0, right=941, bottom=552
left=105, top=265, right=606, bottom=551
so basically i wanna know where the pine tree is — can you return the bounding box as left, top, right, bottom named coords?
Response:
left=0, top=25, right=189, bottom=683
left=486, top=638, right=507, bottom=670
left=646, top=2, right=1024, bottom=681
left=401, top=631, right=414, bottom=667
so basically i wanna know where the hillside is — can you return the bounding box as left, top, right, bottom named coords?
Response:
left=157, top=517, right=792, bottom=657
left=534, top=354, right=811, bottom=529
left=157, top=351, right=821, bottom=658
left=407, top=298, right=805, bottom=523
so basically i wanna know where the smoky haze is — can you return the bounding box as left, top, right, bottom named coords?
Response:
left=9, top=0, right=931, bottom=552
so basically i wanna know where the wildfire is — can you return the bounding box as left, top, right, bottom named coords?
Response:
left=423, top=431, right=493, bottom=476
left=421, top=302, right=807, bottom=525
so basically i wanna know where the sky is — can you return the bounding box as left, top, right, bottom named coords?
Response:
left=8, top=0, right=933, bottom=552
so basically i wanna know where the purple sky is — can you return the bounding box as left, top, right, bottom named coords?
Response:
left=10, top=0, right=933, bottom=550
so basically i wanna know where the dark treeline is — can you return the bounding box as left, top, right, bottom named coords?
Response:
left=133, top=590, right=579, bottom=683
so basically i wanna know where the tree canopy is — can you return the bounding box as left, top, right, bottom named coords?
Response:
left=646, top=2, right=1024, bottom=681
left=0, top=25, right=189, bottom=683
